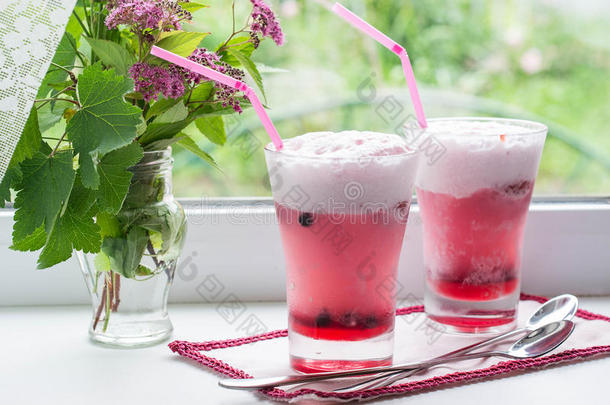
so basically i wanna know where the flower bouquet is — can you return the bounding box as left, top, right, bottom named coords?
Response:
left=0, top=0, right=284, bottom=346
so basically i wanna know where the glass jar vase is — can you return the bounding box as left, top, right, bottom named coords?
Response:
left=77, top=148, right=186, bottom=347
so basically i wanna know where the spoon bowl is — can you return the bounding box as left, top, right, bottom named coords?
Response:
left=526, top=294, right=579, bottom=329
left=509, top=320, right=575, bottom=358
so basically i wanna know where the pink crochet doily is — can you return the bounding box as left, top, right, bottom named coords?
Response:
left=169, top=294, right=610, bottom=402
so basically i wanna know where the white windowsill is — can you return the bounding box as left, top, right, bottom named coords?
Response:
left=0, top=197, right=609, bottom=306
left=1, top=297, right=609, bottom=404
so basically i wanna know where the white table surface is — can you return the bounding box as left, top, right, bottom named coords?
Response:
left=1, top=298, right=609, bottom=404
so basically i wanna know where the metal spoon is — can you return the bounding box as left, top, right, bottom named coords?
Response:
left=336, top=294, right=578, bottom=392
left=218, top=320, right=575, bottom=390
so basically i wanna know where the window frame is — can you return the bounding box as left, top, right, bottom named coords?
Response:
left=0, top=197, right=608, bottom=306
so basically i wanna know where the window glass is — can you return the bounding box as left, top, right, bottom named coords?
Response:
left=172, top=0, right=610, bottom=197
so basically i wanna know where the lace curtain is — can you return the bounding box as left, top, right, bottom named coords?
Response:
left=0, top=0, right=76, bottom=182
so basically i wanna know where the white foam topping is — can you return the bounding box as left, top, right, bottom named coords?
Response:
left=265, top=131, right=419, bottom=212
left=275, top=131, right=413, bottom=158
left=415, top=119, right=547, bottom=198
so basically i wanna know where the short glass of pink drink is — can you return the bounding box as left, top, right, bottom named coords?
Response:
left=265, top=131, right=419, bottom=372
left=416, top=118, right=547, bottom=333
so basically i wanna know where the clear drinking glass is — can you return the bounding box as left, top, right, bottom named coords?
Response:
left=265, top=132, right=419, bottom=372
left=416, top=118, right=547, bottom=333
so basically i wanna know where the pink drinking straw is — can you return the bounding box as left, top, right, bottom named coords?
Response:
left=331, top=3, right=428, bottom=128
left=150, top=46, right=284, bottom=150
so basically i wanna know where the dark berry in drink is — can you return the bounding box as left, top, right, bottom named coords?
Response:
left=298, top=212, right=315, bottom=227
left=315, top=310, right=332, bottom=327
left=363, top=315, right=378, bottom=329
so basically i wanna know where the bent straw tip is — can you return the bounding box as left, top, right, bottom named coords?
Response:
left=332, top=2, right=350, bottom=15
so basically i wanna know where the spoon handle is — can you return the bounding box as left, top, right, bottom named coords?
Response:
left=219, top=351, right=508, bottom=390
left=438, top=327, right=526, bottom=359
left=334, top=327, right=528, bottom=392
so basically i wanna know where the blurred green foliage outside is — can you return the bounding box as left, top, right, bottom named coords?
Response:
left=172, top=0, right=610, bottom=197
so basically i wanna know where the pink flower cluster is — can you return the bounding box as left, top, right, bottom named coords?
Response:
left=128, top=48, right=246, bottom=112
left=105, top=0, right=191, bottom=35
left=188, top=48, right=247, bottom=113
left=250, top=0, right=284, bottom=46
left=129, top=62, right=185, bottom=101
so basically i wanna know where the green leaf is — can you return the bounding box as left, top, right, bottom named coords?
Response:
left=38, top=206, right=101, bottom=269
left=139, top=119, right=191, bottom=145
left=37, top=32, right=76, bottom=98
left=84, top=37, right=136, bottom=77
left=33, top=173, right=100, bottom=268
left=155, top=32, right=208, bottom=57
left=177, top=135, right=218, bottom=169
left=179, top=1, right=208, bottom=13
left=134, top=206, right=186, bottom=257
left=12, top=151, right=75, bottom=242
left=102, top=226, right=148, bottom=278
left=226, top=48, right=267, bottom=103
left=0, top=166, right=21, bottom=208
left=145, top=97, right=180, bottom=120
left=195, top=116, right=226, bottom=145
left=97, top=212, right=121, bottom=238
left=65, top=11, right=84, bottom=41
left=188, top=82, right=214, bottom=103
left=10, top=108, right=42, bottom=166
left=67, top=64, right=142, bottom=189
left=149, top=230, right=163, bottom=251
left=10, top=225, right=46, bottom=252
left=217, top=35, right=255, bottom=66
left=122, top=176, right=166, bottom=207
left=97, top=142, right=143, bottom=214
left=94, top=252, right=111, bottom=272
left=136, top=264, right=154, bottom=276
left=191, top=99, right=252, bottom=117
left=143, top=135, right=186, bottom=151
left=155, top=101, right=188, bottom=124
left=69, top=175, right=97, bottom=216
left=37, top=101, right=64, bottom=132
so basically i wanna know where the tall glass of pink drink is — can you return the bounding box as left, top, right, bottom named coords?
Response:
left=416, top=118, right=547, bottom=333
left=265, top=131, right=419, bottom=372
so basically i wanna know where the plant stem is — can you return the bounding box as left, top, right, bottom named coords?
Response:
left=48, top=66, right=84, bottom=73
left=50, top=132, right=68, bottom=157
left=186, top=99, right=220, bottom=105
left=185, top=85, right=193, bottom=105
left=147, top=239, right=171, bottom=279
left=103, top=274, right=111, bottom=332
left=224, top=39, right=251, bottom=49
left=112, top=272, right=121, bottom=312
left=35, top=86, right=75, bottom=110
left=147, top=240, right=161, bottom=268
left=232, top=1, right=236, bottom=33
left=217, top=4, right=250, bottom=55
left=93, top=282, right=107, bottom=331
left=65, top=33, right=87, bottom=66
left=108, top=272, right=114, bottom=315
left=35, top=97, right=80, bottom=107
left=50, top=62, right=74, bottom=75
left=72, top=10, right=91, bottom=37
left=138, top=34, right=143, bottom=61
left=91, top=0, right=97, bottom=38
left=83, top=0, right=91, bottom=33
left=42, top=136, right=69, bottom=142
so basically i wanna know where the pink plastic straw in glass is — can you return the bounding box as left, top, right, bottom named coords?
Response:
left=150, top=46, right=284, bottom=150
left=332, top=3, right=428, bottom=128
